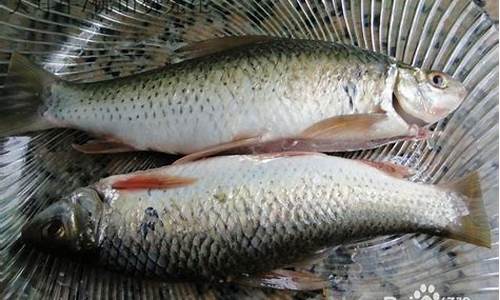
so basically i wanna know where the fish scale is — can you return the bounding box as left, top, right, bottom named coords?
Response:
left=45, top=39, right=394, bottom=153
left=77, top=154, right=477, bottom=281
left=3, top=37, right=467, bottom=158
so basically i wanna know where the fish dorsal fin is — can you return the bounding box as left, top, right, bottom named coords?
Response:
left=175, top=35, right=276, bottom=60
left=111, top=174, right=196, bottom=190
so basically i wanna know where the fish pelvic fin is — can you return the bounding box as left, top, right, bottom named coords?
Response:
left=173, top=135, right=263, bottom=165
left=301, top=113, right=388, bottom=139
left=440, top=172, right=491, bottom=248
left=1, top=52, right=59, bottom=136
left=72, top=139, right=136, bottom=154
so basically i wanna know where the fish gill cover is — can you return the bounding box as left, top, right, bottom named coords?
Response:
left=0, top=0, right=498, bottom=299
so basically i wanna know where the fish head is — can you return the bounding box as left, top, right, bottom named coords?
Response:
left=21, top=187, right=103, bottom=254
left=394, top=65, right=468, bottom=125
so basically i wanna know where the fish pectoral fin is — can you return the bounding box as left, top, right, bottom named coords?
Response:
left=175, top=35, right=275, bottom=60
left=294, top=113, right=431, bottom=152
left=111, top=174, right=196, bottom=190
left=301, top=113, right=388, bottom=139
left=72, top=139, right=136, bottom=154
left=173, top=135, right=263, bottom=165
left=357, top=159, right=414, bottom=178
left=234, top=269, right=330, bottom=291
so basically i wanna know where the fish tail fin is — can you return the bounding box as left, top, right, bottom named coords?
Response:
left=1, top=53, right=58, bottom=136
left=441, top=172, right=491, bottom=248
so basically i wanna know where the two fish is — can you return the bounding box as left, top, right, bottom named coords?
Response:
left=9, top=36, right=489, bottom=290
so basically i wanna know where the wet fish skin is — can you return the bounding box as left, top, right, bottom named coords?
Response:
left=47, top=40, right=394, bottom=153
left=3, top=37, right=467, bottom=155
left=21, top=154, right=489, bottom=283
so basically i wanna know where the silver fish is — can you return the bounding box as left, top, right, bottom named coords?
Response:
left=2, top=36, right=466, bottom=161
left=21, top=153, right=490, bottom=290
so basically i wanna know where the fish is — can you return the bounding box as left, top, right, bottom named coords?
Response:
left=21, top=153, right=490, bottom=291
left=1, top=36, right=467, bottom=161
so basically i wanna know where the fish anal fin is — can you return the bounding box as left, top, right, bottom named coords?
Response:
left=111, top=175, right=196, bottom=190
left=72, top=139, right=135, bottom=154
left=175, top=35, right=275, bottom=60
left=358, top=159, right=414, bottom=178
left=301, top=113, right=388, bottom=139
left=173, top=135, right=263, bottom=165
left=234, top=269, right=330, bottom=291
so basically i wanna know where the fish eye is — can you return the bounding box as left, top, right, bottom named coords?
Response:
left=42, top=220, right=65, bottom=239
left=429, top=72, right=447, bottom=89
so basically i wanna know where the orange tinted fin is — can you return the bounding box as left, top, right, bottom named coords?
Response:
left=358, top=159, right=414, bottom=178
left=72, top=140, right=135, bottom=154
left=301, top=113, right=387, bottom=139
left=175, top=35, right=275, bottom=60
left=233, top=269, right=330, bottom=291
left=111, top=175, right=196, bottom=190
left=439, top=172, right=491, bottom=248
left=245, top=129, right=430, bottom=154
left=173, top=136, right=263, bottom=165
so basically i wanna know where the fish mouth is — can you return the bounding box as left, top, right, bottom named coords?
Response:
left=392, top=93, right=428, bottom=127
left=21, top=221, right=38, bottom=244
left=21, top=216, right=59, bottom=248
